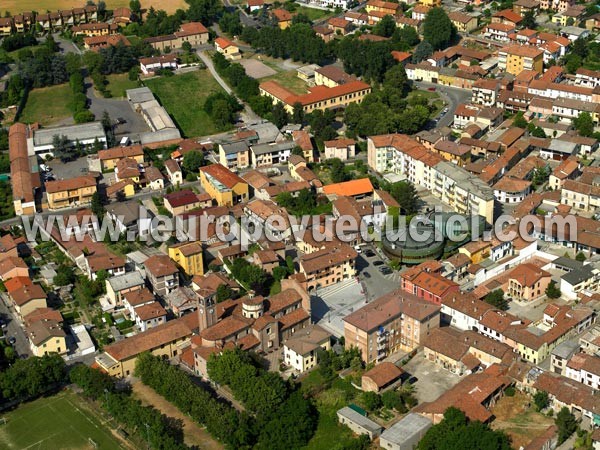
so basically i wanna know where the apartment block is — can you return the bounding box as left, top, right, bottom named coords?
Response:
left=498, top=45, right=544, bottom=76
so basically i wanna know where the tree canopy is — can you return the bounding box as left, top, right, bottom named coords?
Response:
left=423, top=8, right=456, bottom=51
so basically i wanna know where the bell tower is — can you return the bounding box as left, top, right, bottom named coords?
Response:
left=197, top=293, right=217, bottom=332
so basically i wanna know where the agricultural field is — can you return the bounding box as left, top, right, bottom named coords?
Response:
left=20, top=83, right=73, bottom=126
left=145, top=69, right=229, bottom=137
left=0, top=391, right=128, bottom=449
left=3, top=0, right=187, bottom=15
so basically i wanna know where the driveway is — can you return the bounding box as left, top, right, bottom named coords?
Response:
left=357, top=247, right=402, bottom=300
left=401, top=352, right=461, bottom=404
left=53, top=33, right=82, bottom=55
left=84, top=79, right=150, bottom=141
left=0, top=293, right=32, bottom=357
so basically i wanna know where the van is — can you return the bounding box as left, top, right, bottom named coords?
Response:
left=120, top=136, right=131, bottom=147
left=354, top=245, right=362, bottom=254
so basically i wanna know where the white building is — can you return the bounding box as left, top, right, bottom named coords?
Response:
left=283, top=324, right=331, bottom=373
left=492, top=177, right=532, bottom=204
left=565, top=352, right=600, bottom=390
left=30, top=122, right=107, bottom=158
left=132, top=301, right=167, bottom=332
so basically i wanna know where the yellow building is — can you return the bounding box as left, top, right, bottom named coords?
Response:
left=11, top=284, right=48, bottom=318
left=26, top=320, right=67, bottom=357
left=95, top=315, right=196, bottom=377
left=259, top=79, right=371, bottom=114
left=420, top=0, right=442, bottom=7
left=0, top=18, right=14, bottom=36
left=498, top=44, right=544, bottom=76
left=98, top=144, right=144, bottom=171
left=365, top=0, right=400, bottom=16
left=272, top=8, right=293, bottom=29
left=45, top=175, right=97, bottom=210
left=214, top=37, right=241, bottom=60
left=199, top=164, right=249, bottom=207
left=168, top=242, right=204, bottom=276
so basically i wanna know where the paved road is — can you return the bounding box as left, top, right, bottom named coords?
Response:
left=53, top=33, right=82, bottom=55
left=84, top=77, right=151, bottom=141
left=414, top=81, right=472, bottom=128
left=0, top=293, right=31, bottom=357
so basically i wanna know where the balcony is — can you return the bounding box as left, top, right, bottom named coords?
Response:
left=377, top=342, right=386, bottom=351
left=377, top=334, right=387, bottom=343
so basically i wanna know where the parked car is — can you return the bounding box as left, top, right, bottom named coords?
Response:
left=428, top=87, right=436, bottom=91
left=379, top=267, right=392, bottom=275
left=365, top=250, right=376, bottom=257
left=363, top=271, right=370, bottom=278
left=116, top=117, right=126, bottom=124
left=373, top=260, right=384, bottom=266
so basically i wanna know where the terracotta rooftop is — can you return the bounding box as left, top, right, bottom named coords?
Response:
left=362, top=362, right=403, bottom=388
left=145, top=254, right=179, bottom=278
left=200, top=164, right=246, bottom=189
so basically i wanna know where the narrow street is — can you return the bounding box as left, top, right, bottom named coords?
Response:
left=0, top=292, right=32, bottom=357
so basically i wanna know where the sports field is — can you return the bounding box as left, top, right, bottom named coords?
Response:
left=3, top=0, right=188, bottom=15
left=0, top=391, right=128, bottom=449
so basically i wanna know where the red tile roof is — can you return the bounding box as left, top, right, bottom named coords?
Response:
left=323, top=178, right=373, bottom=197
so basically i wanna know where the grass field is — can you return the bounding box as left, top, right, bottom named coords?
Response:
left=3, top=0, right=187, bottom=15
left=145, top=70, right=228, bottom=138
left=294, top=6, right=334, bottom=21
left=106, top=73, right=140, bottom=98
left=20, top=83, right=73, bottom=126
left=0, top=391, right=127, bottom=449
left=262, top=69, right=308, bottom=95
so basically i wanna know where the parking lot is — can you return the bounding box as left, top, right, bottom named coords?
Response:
left=356, top=246, right=402, bottom=300
left=46, top=157, right=91, bottom=182
left=312, top=279, right=366, bottom=338
left=401, top=352, right=461, bottom=404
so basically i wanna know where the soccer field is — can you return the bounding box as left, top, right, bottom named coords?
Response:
left=0, top=391, right=127, bottom=449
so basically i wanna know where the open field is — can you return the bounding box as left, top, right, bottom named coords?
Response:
left=3, top=0, right=187, bottom=15
left=106, top=73, right=140, bottom=98
left=145, top=69, right=228, bottom=138
left=0, top=390, right=128, bottom=449
left=239, top=59, right=277, bottom=79
left=20, top=83, right=73, bottom=126
left=132, top=380, right=223, bottom=450
left=294, top=6, right=334, bottom=21
left=491, top=392, right=555, bottom=449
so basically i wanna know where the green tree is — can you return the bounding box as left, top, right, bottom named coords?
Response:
left=129, top=0, right=142, bottom=16
left=575, top=251, right=586, bottom=262
left=533, top=391, right=549, bottom=411
left=182, top=151, right=205, bottom=174
left=373, top=14, right=396, bottom=37
left=545, top=280, right=561, bottom=299
left=90, top=191, right=105, bottom=217
left=389, top=181, right=419, bottom=214
left=573, top=112, right=594, bottom=137
left=185, top=0, right=224, bottom=24
left=54, top=265, right=75, bottom=286
left=423, top=7, right=456, bottom=50
left=412, top=40, right=433, bottom=63
left=271, top=102, right=289, bottom=129
left=361, top=391, right=382, bottom=411
left=216, top=283, right=234, bottom=302
left=384, top=64, right=410, bottom=97
left=292, top=102, right=304, bottom=124
left=419, top=407, right=511, bottom=450
left=513, top=112, right=528, bottom=128
left=484, top=289, right=508, bottom=310
left=555, top=407, right=577, bottom=444
left=522, top=10, right=536, bottom=28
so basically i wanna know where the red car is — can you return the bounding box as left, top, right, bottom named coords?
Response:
left=427, top=87, right=436, bottom=91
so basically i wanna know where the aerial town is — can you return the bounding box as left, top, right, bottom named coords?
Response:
left=0, top=0, right=599, bottom=448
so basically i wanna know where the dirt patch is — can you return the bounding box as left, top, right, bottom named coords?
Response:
left=491, top=392, right=555, bottom=449
left=239, top=59, right=277, bottom=79
left=131, top=380, right=224, bottom=450
left=3, top=0, right=188, bottom=15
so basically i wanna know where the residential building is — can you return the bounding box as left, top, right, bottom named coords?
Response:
left=45, top=176, right=97, bottom=210
left=365, top=0, right=399, bottom=17
left=291, top=130, right=315, bottom=162
left=84, top=33, right=131, bottom=51
left=343, top=290, right=440, bottom=364
left=299, top=244, right=358, bottom=291
left=95, top=314, right=197, bottom=377
left=132, top=301, right=168, bottom=332
left=367, top=135, right=495, bottom=224
left=440, top=293, right=496, bottom=331
left=283, top=324, right=331, bottom=373
left=493, top=177, right=532, bottom=203
left=259, top=80, right=371, bottom=114
left=144, top=22, right=209, bottom=51
left=560, top=180, right=600, bottom=212
left=105, top=271, right=146, bottom=306
left=106, top=201, right=154, bottom=239
left=164, top=159, right=183, bottom=185
left=71, top=22, right=118, bottom=37
left=550, top=340, right=580, bottom=375
left=484, top=23, right=515, bottom=42
left=513, top=0, right=540, bottom=15
left=322, top=178, right=374, bottom=199
left=219, top=141, right=250, bottom=171
left=145, top=254, right=180, bottom=296
left=199, top=164, right=249, bottom=206
left=498, top=45, right=544, bottom=75
left=565, top=352, right=600, bottom=389
left=323, top=138, right=356, bottom=160
left=251, top=141, right=295, bottom=167
left=400, top=265, right=460, bottom=305
left=328, top=17, right=352, bottom=35
left=271, top=8, right=293, bottom=29
left=168, top=242, right=204, bottom=276
left=10, top=284, right=47, bottom=318
left=97, top=144, right=144, bottom=171
left=26, top=319, right=67, bottom=357
left=164, top=190, right=205, bottom=216
left=492, top=8, right=523, bottom=27
left=549, top=158, right=580, bottom=190
left=139, top=55, right=179, bottom=75
left=214, top=37, right=241, bottom=60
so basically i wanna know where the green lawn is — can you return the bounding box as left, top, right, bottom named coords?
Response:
left=106, top=73, right=140, bottom=98
left=294, top=5, right=334, bottom=21
left=0, top=391, right=126, bottom=449
left=145, top=70, right=228, bottom=138
left=20, top=83, right=73, bottom=125
left=263, top=69, right=309, bottom=95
